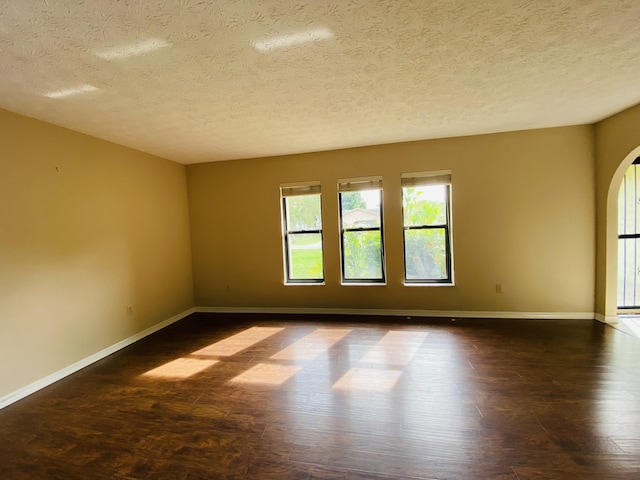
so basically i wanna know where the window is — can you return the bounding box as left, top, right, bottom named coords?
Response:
left=280, top=183, right=324, bottom=284
left=402, top=172, right=453, bottom=284
left=618, top=158, right=640, bottom=309
left=338, top=177, right=385, bottom=283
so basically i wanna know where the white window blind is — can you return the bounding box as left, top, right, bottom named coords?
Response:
left=401, top=171, right=451, bottom=187
left=281, top=183, right=321, bottom=197
left=338, top=177, right=382, bottom=192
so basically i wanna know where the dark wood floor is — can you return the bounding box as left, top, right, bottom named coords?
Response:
left=1, top=313, right=640, bottom=479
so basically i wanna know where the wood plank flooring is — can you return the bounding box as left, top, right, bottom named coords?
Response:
left=1, top=313, right=640, bottom=479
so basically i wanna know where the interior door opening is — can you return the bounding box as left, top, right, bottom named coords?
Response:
left=618, top=157, right=640, bottom=311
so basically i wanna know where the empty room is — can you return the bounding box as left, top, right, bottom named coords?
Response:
left=2, top=1, right=640, bottom=478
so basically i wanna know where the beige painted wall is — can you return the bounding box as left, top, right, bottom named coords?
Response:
left=188, top=126, right=595, bottom=314
left=0, top=108, right=194, bottom=399
left=595, top=103, right=640, bottom=319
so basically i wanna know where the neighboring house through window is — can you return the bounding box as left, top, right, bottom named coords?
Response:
left=338, top=177, right=385, bottom=284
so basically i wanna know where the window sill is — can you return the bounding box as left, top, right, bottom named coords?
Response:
left=284, top=282, right=325, bottom=286
left=341, top=282, right=387, bottom=286
left=403, top=282, right=455, bottom=287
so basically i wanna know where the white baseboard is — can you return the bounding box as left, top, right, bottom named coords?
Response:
left=195, top=306, right=596, bottom=320
left=0, top=307, right=196, bottom=411
left=0, top=306, right=598, bottom=411
left=595, top=313, right=619, bottom=324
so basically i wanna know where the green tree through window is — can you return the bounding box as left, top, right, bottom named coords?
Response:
left=281, top=185, right=324, bottom=283
left=402, top=173, right=452, bottom=283
left=338, top=178, right=385, bottom=283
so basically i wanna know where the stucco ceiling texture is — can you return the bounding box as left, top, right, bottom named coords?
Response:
left=1, top=0, right=640, bottom=164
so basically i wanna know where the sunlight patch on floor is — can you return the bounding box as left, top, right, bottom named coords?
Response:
left=359, top=330, right=429, bottom=366
left=142, top=358, right=219, bottom=379
left=270, top=328, right=352, bottom=361
left=229, top=363, right=302, bottom=386
left=332, top=368, right=402, bottom=393
left=619, top=316, right=640, bottom=339
left=192, top=327, right=285, bottom=357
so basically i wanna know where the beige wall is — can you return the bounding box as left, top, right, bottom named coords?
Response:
left=595, top=103, right=640, bottom=319
left=0, top=109, right=194, bottom=399
left=188, top=126, right=595, bottom=314
left=0, top=107, right=604, bottom=402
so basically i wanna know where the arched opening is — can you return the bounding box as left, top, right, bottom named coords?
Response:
left=605, top=144, right=640, bottom=328
left=617, top=158, right=640, bottom=311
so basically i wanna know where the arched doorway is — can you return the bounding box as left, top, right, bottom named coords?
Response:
left=602, top=145, right=640, bottom=323
left=618, top=158, right=640, bottom=311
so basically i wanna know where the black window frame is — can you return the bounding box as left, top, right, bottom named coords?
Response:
left=618, top=157, right=640, bottom=309
left=281, top=185, right=325, bottom=284
left=338, top=180, right=386, bottom=284
left=401, top=175, right=453, bottom=284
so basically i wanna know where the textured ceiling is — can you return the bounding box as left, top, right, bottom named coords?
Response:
left=2, top=1, right=640, bottom=164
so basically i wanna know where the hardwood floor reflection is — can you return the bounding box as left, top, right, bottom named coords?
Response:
left=1, top=313, right=640, bottom=479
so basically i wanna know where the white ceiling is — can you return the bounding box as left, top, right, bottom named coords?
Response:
left=2, top=1, right=640, bottom=165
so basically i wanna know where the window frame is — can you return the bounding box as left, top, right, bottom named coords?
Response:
left=280, top=183, right=325, bottom=285
left=618, top=157, right=640, bottom=309
left=338, top=177, right=386, bottom=285
left=401, top=172, right=453, bottom=285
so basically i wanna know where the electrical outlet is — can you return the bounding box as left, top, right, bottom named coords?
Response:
left=126, top=306, right=133, bottom=316
left=496, top=284, right=504, bottom=294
